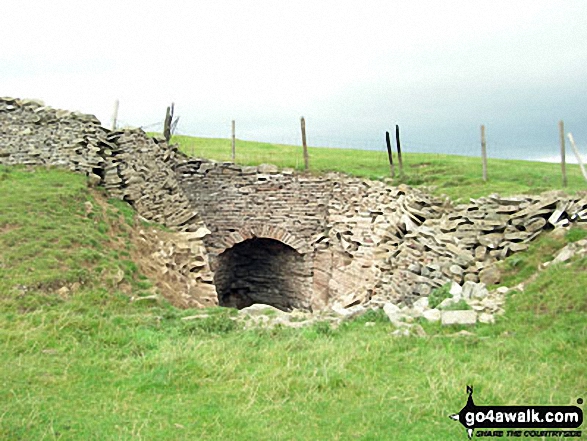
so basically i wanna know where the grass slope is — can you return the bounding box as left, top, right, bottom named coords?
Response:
left=170, top=134, right=587, bottom=201
left=0, top=166, right=586, bottom=440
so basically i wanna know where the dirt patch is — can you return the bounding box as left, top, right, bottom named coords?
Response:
left=0, top=223, right=20, bottom=234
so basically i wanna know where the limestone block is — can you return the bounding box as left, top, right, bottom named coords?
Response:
left=441, top=310, right=477, bottom=326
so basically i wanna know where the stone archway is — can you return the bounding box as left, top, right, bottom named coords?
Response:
left=213, top=237, right=312, bottom=311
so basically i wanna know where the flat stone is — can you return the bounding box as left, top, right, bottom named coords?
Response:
left=463, top=273, right=479, bottom=283
left=449, top=281, right=463, bottom=296
left=257, top=163, right=279, bottom=174
left=183, top=227, right=211, bottom=240
left=383, top=303, right=408, bottom=327
left=475, top=245, right=487, bottom=260
left=478, top=233, right=503, bottom=249
left=441, top=310, right=477, bottom=326
left=422, top=308, right=441, bottom=322
left=479, top=266, right=501, bottom=286
left=551, top=246, right=575, bottom=264
left=449, top=264, right=463, bottom=276
left=438, top=297, right=456, bottom=309
left=478, top=313, right=495, bottom=324
left=383, top=302, right=400, bottom=315
left=331, top=303, right=367, bottom=319
left=524, top=217, right=546, bottom=233
left=238, top=304, right=286, bottom=316
left=412, top=296, right=429, bottom=311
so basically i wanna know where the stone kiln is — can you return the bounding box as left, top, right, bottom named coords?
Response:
left=2, top=97, right=587, bottom=312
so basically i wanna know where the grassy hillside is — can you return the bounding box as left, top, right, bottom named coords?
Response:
left=170, top=134, right=587, bottom=201
left=1, top=165, right=586, bottom=440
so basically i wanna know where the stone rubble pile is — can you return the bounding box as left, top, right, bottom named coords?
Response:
left=323, top=178, right=449, bottom=307
left=135, top=227, right=218, bottom=308
left=325, top=179, right=587, bottom=308
left=225, top=279, right=506, bottom=332
left=380, top=280, right=507, bottom=329
left=322, top=174, right=587, bottom=307
left=374, top=192, right=587, bottom=304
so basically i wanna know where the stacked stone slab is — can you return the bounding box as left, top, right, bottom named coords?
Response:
left=0, top=97, right=216, bottom=306
left=176, top=159, right=328, bottom=310
left=175, top=157, right=587, bottom=311
left=320, top=177, right=449, bottom=308
left=136, top=228, right=218, bottom=308
left=371, top=191, right=587, bottom=305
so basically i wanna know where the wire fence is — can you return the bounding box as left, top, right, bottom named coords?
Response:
left=118, top=111, right=587, bottom=192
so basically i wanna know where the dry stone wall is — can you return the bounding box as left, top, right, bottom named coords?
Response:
left=0, top=97, right=216, bottom=307
left=2, top=97, right=587, bottom=313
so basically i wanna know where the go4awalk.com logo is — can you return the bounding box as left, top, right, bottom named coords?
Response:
left=449, top=386, right=583, bottom=439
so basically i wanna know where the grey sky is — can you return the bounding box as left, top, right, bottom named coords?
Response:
left=2, top=0, right=586, bottom=161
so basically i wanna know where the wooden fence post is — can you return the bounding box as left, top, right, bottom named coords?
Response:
left=559, top=120, right=567, bottom=187
left=111, top=99, right=119, bottom=131
left=395, top=124, right=403, bottom=174
left=301, top=116, right=309, bottom=170
left=385, top=131, right=395, bottom=178
left=567, top=133, right=587, bottom=182
left=481, top=124, right=488, bottom=182
left=163, top=103, right=174, bottom=143
left=231, top=120, right=236, bottom=163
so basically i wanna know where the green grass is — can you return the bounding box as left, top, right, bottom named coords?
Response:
left=0, top=166, right=153, bottom=308
left=1, top=165, right=586, bottom=440
left=168, top=134, right=587, bottom=202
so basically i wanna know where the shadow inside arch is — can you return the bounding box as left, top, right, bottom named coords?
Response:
left=214, top=237, right=310, bottom=311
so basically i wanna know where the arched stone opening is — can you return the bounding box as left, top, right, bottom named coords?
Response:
left=214, top=237, right=311, bottom=311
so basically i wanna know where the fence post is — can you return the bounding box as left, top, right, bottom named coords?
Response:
left=111, top=99, right=119, bottom=131
left=481, top=124, right=488, bottom=182
left=231, top=120, right=236, bottom=163
left=559, top=120, right=567, bottom=187
left=163, top=103, right=174, bottom=143
left=301, top=116, right=309, bottom=170
left=395, top=124, right=403, bottom=174
left=567, top=133, right=587, bottom=182
left=385, top=131, right=395, bottom=178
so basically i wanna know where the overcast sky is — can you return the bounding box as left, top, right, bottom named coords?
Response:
left=2, top=0, right=586, bottom=161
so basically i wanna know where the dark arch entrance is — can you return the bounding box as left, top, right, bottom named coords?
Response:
left=214, top=237, right=310, bottom=311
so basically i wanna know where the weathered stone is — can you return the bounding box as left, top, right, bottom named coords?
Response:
left=470, top=284, right=489, bottom=300
left=438, top=297, right=457, bottom=309
left=478, top=233, right=503, bottom=249
left=441, top=310, right=477, bottom=326
left=383, top=303, right=408, bottom=327
left=257, top=163, right=279, bottom=174
left=478, top=312, right=495, bottom=324
left=56, top=286, right=70, bottom=297
left=422, top=308, right=441, bottom=322
left=449, top=264, right=464, bottom=277
left=475, top=245, right=487, bottom=260
left=238, top=303, right=286, bottom=316
left=413, top=296, right=429, bottom=311
left=479, top=266, right=501, bottom=286
left=331, top=303, right=367, bottom=319
left=463, top=273, right=479, bottom=283
left=449, top=281, right=463, bottom=296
